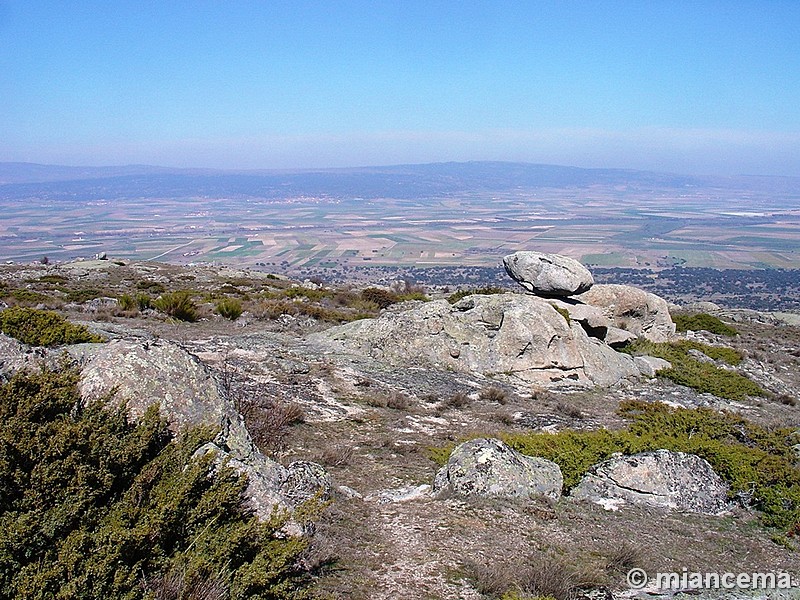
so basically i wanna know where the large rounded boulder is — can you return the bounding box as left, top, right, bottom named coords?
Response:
left=314, top=293, right=640, bottom=387
left=571, top=450, right=730, bottom=515
left=76, top=339, right=330, bottom=520
left=575, top=284, right=675, bottom=342
left=503, top=251, right=594, bottom=297
left=434, top=438, right=563, bottom=500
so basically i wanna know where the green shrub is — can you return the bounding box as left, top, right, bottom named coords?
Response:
left=135, top=293, right=151, bottom=311
left=216, top=297, right=243, bottom=321
left=5, top=289, right=54, bottom=306
left=117, top=293, right=137, bottom=312
left=447, top=287, right=506, bottom=304
left=620, top=339, right=762, bottom=400
left=497, top=400, right=800, bottom=531
left=673, top=313, right=739, bottom=336
left=0, top=368, right=312, bottom=599
left=153, top=291, right=198, bottom=322
left=65, top=288, right=105, bottom=303
left=396, top=291, right=429, bottom=302
left=0, top=307, right=104, bottom=346
left=550, top=304, right=570, bottom=323
left=360, top=287, right=399, bottom=308
left=35, top=274, right=68, bottom=285
left=136, top=280, right=166, bottom=294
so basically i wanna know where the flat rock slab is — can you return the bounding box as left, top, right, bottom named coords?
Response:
left=503, top=251, right=594, bottom=297
left=571, top=449, right=731, bottom=515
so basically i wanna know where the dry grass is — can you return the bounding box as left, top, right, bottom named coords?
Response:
left=555, top=401, right=584, bottom=420
left=367, top=391, right=413, bottom=411
left=466, top=552, right=607, bottom=600
left=603, top=542, right=645, bottom=576
left=441, top=391, right=471, bottom=410
left=479, top=386, right=509, bottom=404
left=319, top=444, right=354, bottom=467
left=143, top=569, right=229, bottom=600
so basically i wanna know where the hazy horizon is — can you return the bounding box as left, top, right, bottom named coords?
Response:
left=2, top=2, right=799, bottom=177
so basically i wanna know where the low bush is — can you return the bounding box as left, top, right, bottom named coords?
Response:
left=673, top=312, right=739, bottom=336
left=117, top=293, right=137, bottom=312
left=360, top=287, right=400, bottom=309
left=216, top=297, right=244, bottom=321
left=35, top=274, right=68, bottom=285
left=65, top=288, right=105, bottom=303
left=153, top=291, right=198, bottom=322
left=620, top=339, right=762, bottom=400
left=4, top=289, right=55, bottom=306
left=500, top=400, right=800, bottom=531
left=136, top=280, right=166, bottom=294
left=0, top=306, right=104, bottom=346
left=0, top=368, right=313, bottom=599
left=135, top=293, right=152, bottom=311
left=479, top=386, right=509, bottom=404
left=447, top=286, right=506, bottom=304
left=441, top=391, right=471, bottom=410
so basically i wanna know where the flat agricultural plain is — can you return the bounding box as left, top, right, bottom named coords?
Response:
left=1, top=163, right=798, bottom=272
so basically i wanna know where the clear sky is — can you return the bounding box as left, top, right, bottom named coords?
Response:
left=1, top=1, right=798, bottom=175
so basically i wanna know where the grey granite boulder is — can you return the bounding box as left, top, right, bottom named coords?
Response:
left=575, top=284, right=675, bottom=342
left=77, top=339, right=330, bottom=522
left=503, top=251, right=594, bottom=296
left=0, top=333, right=46, bottom=379
left=314, top=293, right=640, bottom=387
left=571, top=449, right=730, bottom=515
left=433, top=438, right=563, bottom=500
left=634, top=356, right=672, bottom=377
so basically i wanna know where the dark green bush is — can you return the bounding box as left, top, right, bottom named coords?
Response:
left=35, top=274, right=68, bottom=285
left=135, top=293, right=151, bottom=311
left=0, top=368, right=312, bottom=599
left=447, top=287, right=506, bottom=304
left=360, top=287, right=400, bottom=309
left=136, top=280, right=166, bottom=294
left=673, top=313, right=739, bottom=336
left=65, top=288, right=105, bottom=303
left=0, top=307, right=104, bottom=346
left=216, top=297, right=243, bottom=321
left=153, top=291, right=198, bottom=322
left=117, top=293, right=137, bottom=312
left=5, top=289, right=54, bottom=306
left=620, top=339, right=762, bottom=400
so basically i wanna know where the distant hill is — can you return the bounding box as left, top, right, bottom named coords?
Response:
left=0, top=161, right=705, bottom=201
left=1, top=160, right=798, bottom=201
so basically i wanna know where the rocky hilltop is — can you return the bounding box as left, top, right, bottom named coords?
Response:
left=1, top=252, right=799, bottom=599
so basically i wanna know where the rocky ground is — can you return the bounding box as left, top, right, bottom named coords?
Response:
left=2, top=257, right=800, bottom=599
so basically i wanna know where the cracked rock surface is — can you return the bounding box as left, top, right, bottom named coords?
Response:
left=314, top=293, right=641, bottom=387
left=571, top=449, right=731, bottom=515
left=433, top=437, right=563, bottom=500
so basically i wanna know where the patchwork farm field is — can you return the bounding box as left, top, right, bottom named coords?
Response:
left=1, top=165, right=798, bottom=273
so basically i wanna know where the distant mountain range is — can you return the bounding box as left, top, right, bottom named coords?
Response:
left=0, top=161, right=797, bottom=200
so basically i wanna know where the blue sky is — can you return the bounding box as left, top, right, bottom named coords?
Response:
left=1, top=1, right=798, bottom=175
